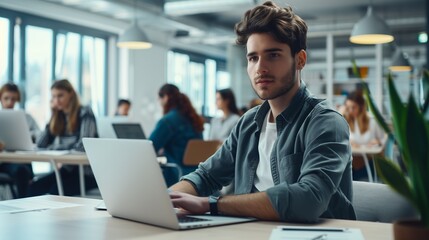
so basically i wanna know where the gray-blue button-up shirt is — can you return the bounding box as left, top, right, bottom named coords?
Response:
left=183, top=83, right=356, bottom=222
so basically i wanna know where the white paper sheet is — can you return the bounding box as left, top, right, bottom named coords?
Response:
left=0, top=197, right=82, bottom=214
left=269, top=225, right=365, bottom=240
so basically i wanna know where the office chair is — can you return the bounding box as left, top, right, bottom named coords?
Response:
left=182, top=140, right=221, bottom=167
left=352, top=181, right=419, bottom=223
left=0, top=173, right=17, bottom=199
left=160, top=140, right=221, bottom=185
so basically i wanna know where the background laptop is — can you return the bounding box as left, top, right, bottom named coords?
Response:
left=112, top=123, right=146, bottom=139
left=0, top=110, right=34, bottom=151
left=96, top=116, right=129, bottom=138
left=82, top=138, right=255, bottom=230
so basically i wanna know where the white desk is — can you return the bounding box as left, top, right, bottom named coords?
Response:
left=0, top=151, right=89, bottom=196
left=352, top=145, right=384, bottom=182
left=0, top=195, right=393, bottom=240
left=0, top=151, right=177, bottom=197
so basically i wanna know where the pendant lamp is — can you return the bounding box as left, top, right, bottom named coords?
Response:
left=349, top=6, right=394, bottom=45
left=389, top=49, right=412, bottom=72
left=117, top=1, right=152, bottom=49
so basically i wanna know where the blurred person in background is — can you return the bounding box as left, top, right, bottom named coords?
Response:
left=149, top=84, right=204, bottom=187
left=209, top=88, right=241, bottom=141
left=0, top=83, right=40, bottom=198
left=28, top=79, right=98, bottom=196
left=115, top=99, right=131, bottom=116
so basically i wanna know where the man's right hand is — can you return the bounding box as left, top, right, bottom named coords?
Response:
left=169, top=191, right=209, bottom=215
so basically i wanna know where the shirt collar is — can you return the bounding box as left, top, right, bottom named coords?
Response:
left=254, top=81, right=309, bottom=129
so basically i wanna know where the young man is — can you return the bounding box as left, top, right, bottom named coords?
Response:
left=169, top=1, right=355, bottom=222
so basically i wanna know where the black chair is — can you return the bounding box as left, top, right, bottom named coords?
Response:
left=0, top=173, right=17, bottom=199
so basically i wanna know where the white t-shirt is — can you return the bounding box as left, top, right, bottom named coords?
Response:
left=350, top=118, right=385, bottom=146
left=254, top=110, right=277, bottom=191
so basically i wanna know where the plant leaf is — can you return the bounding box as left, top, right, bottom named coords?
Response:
left=374, top=156, right=415, bottom=206
left=422, top=70, right=429, bottom=114
left=351, top=58, right=391, bottom=134
left=406, top=95, right=428, bottom=174
left=405, top=95, right=429, bottom=223
left=351, top=59, right=361, bottom=79
left=362, top=83, right=392, bottom=135
left=387, top=74, right=410, bottom=167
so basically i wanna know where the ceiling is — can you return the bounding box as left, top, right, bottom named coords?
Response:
left=41, top=0, right=427, bottom=55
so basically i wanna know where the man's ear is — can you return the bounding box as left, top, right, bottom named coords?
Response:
left=296, top=50, right=307, bottom=70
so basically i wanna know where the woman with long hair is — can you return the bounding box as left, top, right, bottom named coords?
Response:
left=341, top=90, right=385, bottom=180
left=149, top=84, right=204, bottom=186
left=209, top=88, right=241, bottom=141
left=0, top=83, right=40, bottom=198
left=28, top=79, right=98, bottom=196
left=342, top=90, right=385, bottom=147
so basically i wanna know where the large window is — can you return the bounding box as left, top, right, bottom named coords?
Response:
left=82, top=36, right=106, bottom=115
left=168, top=51, right=229, bottom=117
left=56, top=32, right=80, bottom=87
left=25, top=25, right=53, bottom=126
left=0, top=8, right=112, bottom=127
left=0, top=17, right=9, bottom=85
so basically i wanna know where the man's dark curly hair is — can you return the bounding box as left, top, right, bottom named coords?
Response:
left=235, top=1, right=307, bottom=56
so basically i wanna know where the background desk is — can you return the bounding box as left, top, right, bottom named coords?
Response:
left=0, top=152, right=175, bottom=197
left=0, top=151, right=88, bottom=196
left=0, top=195, right=393, bottom=240
left=352, top=145, right=383, bottom=182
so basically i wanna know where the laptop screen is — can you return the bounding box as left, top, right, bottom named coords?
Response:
left=0, top=110, right=34, bottom=151
left=112, top=123, right=146, bottom=139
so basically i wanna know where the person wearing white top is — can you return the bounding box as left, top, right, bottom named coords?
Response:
left=341, top=90, right=386, bottom=180
left=254, top=110, right=276, bottom=191
left=209, top=89, right=241, bottom=141
left=341, top=90, right=385, bottom=147
left=350, top=117, right=385, bottom=146
left=169, top=2, right=355, bottom=222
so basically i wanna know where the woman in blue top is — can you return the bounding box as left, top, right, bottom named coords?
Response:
left=150, top=84, right=204, bottom=186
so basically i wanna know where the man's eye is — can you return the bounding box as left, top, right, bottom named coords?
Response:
left=248, top=56, right=257, bottom=62
left=269, top=53, right=280, bottom=58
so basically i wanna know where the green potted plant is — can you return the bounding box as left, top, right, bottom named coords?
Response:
left=356, top=66, right=429, bottom=239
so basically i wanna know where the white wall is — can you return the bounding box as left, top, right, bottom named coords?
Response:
left=125, top=45, right=169, bottom=134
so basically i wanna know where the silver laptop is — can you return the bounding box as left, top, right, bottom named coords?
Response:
left=0, top=110, right=34, bottom=151
left=82, top=138, right=255, bottom=230
left=96, top=116, right=129, bottom=138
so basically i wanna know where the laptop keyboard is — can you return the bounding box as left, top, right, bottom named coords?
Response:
left=178, top=216, right=211, bottom=223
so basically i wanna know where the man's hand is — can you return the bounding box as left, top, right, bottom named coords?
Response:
left=169, top=191, right=209, bottom=215
left=169, top=181, right=279, bottom=220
